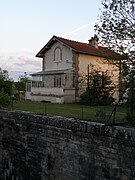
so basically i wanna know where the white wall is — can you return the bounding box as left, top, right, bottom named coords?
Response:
left=31, top=87, right=64, bottom=96
left=43, top=42, right=73, bottom=71
left=31, top=87, right=64, bottom=103
left=31, top=95, right=64, bottom=103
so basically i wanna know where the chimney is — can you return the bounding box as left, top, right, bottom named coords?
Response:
left=88, top=35, right=99, bottom=48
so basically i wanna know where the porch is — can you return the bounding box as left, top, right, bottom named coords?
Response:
left=26, top=68, right=76, bottom=103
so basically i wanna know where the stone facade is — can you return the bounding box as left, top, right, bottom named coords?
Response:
left=0, top=110, right=135, bottom=180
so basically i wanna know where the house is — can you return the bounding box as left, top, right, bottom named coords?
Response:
left=26, top=35, right=121, bottom=103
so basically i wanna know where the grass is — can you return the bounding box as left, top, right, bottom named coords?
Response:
left=11, top=100, right=127, bottom=124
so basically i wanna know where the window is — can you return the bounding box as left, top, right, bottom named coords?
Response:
left=54, top=47, right=62, bottom=61
left=54, top=75, right=62, bottom=87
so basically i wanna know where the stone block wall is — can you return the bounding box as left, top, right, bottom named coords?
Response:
left=0, top=110, right=135, bottom=180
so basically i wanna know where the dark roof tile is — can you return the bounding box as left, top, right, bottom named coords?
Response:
left=36, top=35, right=121, bottom=60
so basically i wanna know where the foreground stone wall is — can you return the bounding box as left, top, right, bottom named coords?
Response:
left=0, top=110, right=135, bottom=180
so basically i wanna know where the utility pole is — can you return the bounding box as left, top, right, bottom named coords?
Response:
left=87, top=64, right=91, bottom=105
left=87, top=64, right=90, bottom=90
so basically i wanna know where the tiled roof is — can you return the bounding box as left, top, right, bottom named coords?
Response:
left=36, top=35, right=121, bottom=60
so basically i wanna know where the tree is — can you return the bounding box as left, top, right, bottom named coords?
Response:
left=95, top=0, right=134, bottom=65
left=15, top=72, right=29, bottom=92
left=0, top=67, right=13, bottom=95
left=0, top=67, right=10, bottom=80
left=95, top=0, right=135, bottom=121
left=0, top=68, right=13, bottom=108
left=0, top=92, right=12, bottom=108
left=80, top=67, right=115, bottom=106
left=0, top=79, right=13, bottom=95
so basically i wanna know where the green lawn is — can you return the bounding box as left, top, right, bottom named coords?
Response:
left=11, top=100, right=126, bottom=124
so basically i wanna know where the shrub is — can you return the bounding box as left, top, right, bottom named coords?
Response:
left=80, top=69, right=115, bottom=106
left=0, top=92, right=12, bottom=108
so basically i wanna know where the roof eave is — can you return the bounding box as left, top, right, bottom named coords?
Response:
left=35, top=35, right=57, bottom=58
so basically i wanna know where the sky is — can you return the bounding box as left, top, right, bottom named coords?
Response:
left=0, top=0, right=102, bottom=81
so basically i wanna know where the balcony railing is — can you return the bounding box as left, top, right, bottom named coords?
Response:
left=32, top=81, right=44, bottom=88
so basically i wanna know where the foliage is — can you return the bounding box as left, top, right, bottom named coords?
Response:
left=95, top=0, right=134, bottom=65
left=95, top=0, right=135, bottom=121
left=0, top=79, right=13, bottom=95
left=0, top=67, right=10, bottom=80
left=95, top=0, right=135, bottom=80
left=0, top=68, right=29, bottom=100
left=15, top=72, right=29, bottom=92
left=0, top=92, right=12, bottom=108
left=80, top=69, right=115, bottom=106
left=126, top=72, right=135, bottom=121
left=0, top=67, right=13, bottom=96
left=0, top=67, right=28, bottom=100
left=15, top=81, right=26, bottom=92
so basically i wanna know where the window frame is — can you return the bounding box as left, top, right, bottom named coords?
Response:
left=54, top=75, right=62, bottom=88
left=54, top=47, right=62, bottom=62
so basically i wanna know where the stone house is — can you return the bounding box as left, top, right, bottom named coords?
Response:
left=26, top=35, right=121, bottom=103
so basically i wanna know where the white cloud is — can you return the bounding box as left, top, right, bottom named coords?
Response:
left=0, top=51, right=41, bottom=73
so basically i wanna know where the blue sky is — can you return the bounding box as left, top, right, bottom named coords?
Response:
left=0, top=0, right=102, bottom=80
